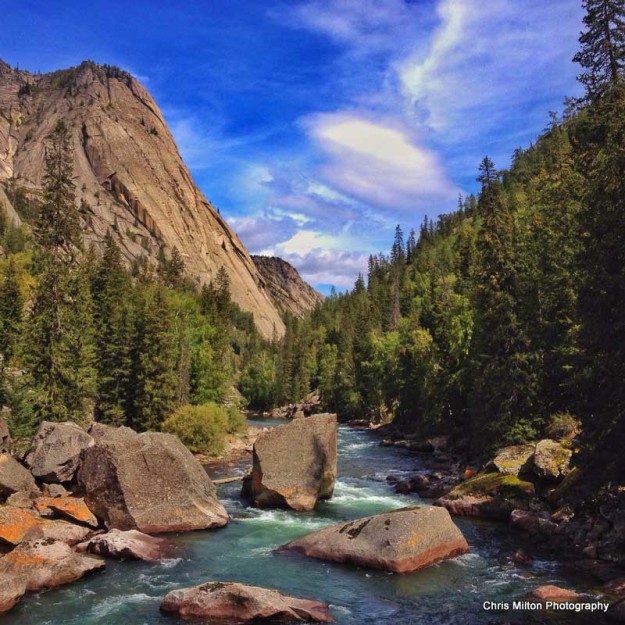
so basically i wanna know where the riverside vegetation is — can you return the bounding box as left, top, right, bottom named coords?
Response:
left=1, top=0, right=625, bottom=622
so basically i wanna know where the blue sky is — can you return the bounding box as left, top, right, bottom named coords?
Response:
left=2, top=0, right=584, bottom=292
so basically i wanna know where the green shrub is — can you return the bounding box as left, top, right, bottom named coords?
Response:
left=545, top=412, right=581, bottom=442
left=225, top=405, right=246, bottom=434
left=162, top=403, right=232, bottom=454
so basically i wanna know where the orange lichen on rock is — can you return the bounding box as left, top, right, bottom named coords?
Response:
left=35, top=497, right=99, bottom=528
left=0, top=507, right=42, bottom=546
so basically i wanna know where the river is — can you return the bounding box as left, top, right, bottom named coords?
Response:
left=4, top=420, right=607, bottom=624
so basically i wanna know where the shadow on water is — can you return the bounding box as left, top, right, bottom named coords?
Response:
left=2, top=425, right=612, bottom=625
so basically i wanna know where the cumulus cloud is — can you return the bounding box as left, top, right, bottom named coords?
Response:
left=228, top=215, right=299, bottom=253
left=278, top=248, right=369, bottom=290
left=304, top=112, right=458, bottom=211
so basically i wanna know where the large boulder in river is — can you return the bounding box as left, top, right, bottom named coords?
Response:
left=246, top=413, right=337, bottom=512
left=283, top=506, right=468, bottom=573
left=0, top=538, right=104, bottom=593
left=77, top=529, right=175, bottom=562
left=486, top=444, right=535, bottom=476
left=25, top=421, right=94, bottom=483
left=77, top=424, right=228, bottom=533
left=161, top=581, right=334, bottom=623
left=532, top=439, right=572, bottom=481
left=0, top=454, right=38, bottom=499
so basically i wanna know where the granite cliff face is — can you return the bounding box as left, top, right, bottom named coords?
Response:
left=252, top=255, right=323, bottom=319
left=0, top=60, right=286, bottom=337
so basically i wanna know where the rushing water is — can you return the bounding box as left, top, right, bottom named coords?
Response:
left=4, top=421, right=608, bottom=625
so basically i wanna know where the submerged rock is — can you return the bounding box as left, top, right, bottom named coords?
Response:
left=25, top=421, right=95, bottom=483
left=533, top=439, right=572, bottom=481
left=283, top=506, right=468, bottom=573
left=246, top=413, right=337, bottom=512
left=161, top=581, right=334, bottom=623
left=0, top=538, right=104, bottom=593
left=77, top=424, right=228, bottom=533
left=486, top=444, right=535, bottom=476
left=0, top=453, right=38, bottom=499
left=77, top=529, right=174, bottom=562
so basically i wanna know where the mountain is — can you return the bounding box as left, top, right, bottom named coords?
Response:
left=251, top=255, right=324, bottom=319
left=0, top=60, right=284, bottom=338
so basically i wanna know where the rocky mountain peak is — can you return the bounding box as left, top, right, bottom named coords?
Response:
left=0, top=59, right=322, bottom=337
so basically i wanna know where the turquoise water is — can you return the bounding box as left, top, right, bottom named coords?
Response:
left=3, top=424, right=606, bottom=624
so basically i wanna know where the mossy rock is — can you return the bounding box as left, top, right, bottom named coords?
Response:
left=448, top=472, right=535, bottom=500
left=486, top=444, right=535, bottom=476
left=533, top=439, right=572, bottom=481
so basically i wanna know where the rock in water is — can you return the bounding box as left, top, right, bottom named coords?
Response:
left=532, top=439, right=572, bottom=481
left=0, top=577, right=26, bottom=615
left=77, top=425, right=228, bottom=533
left=25, top=421, right=94, bottom=483
left=0, top=539, right=104, bottom=592
left=77, top=529, right=174, bottom=562
left=283, top=506, right=469, bottom=573
left=246, top=414, right=337, bottom=511
left=0, top=454, right=38, bottom=499
left=161, top=581, right=334, bottom=623
left=527, top=585, right=581, bottom=602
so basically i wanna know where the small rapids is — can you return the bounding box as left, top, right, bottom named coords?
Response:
left=4, top=424, right=608, bottom=625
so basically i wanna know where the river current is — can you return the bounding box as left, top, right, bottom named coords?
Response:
left=4, top=420, right=606, bottom=624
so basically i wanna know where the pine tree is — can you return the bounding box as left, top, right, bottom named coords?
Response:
left=573, top=0, right=625, bottom=101
left=469, top=160, right=538, bottom=451
left=128, top=285, right=177, bottom=431
left=477, top=156, right=498, bottom=188
left=0, top=258, right=23, bottom=363
left=575, top=0, right=625, bottom=479
left=92, top=231, right=133, bottom=424
left=390, top=225, right=405, bottom=266
left=24, top=121, right=96, bottom=424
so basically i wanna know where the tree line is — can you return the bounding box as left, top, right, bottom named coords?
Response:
left=0, top=120, right=270, bottom=445
left=244, top=0, right=625, bottom=482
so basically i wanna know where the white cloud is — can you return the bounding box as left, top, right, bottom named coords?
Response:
left=397, top=0, right=583, bottom=136
left=304, top=112, right=458, bottom=211
left=228, top=215, right=299, bottom=253
left=278, top=248, right=369, bottom=290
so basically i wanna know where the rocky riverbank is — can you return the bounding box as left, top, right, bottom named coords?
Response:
left=369, top=424, right=625, bottom=619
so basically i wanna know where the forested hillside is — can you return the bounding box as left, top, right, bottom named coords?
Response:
left=0, top=121, right=275, bottom=449
left=261, top=0, right=625, bottom=483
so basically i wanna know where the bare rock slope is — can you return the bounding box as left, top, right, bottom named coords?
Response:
left=0, top=59, right=284, bottom=337
left=252, top=255, right=324, bottom=319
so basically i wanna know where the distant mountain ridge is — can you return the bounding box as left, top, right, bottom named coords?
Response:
left=252, top=255, right=324, bottom=319
left=0, top=60, right=323, bottom=336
